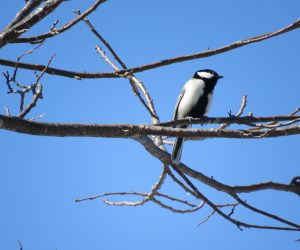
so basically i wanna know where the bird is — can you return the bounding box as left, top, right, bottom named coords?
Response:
left=171, top=69, right=223, bottom=165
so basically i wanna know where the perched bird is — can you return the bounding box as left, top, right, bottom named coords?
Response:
left=171, top=69, right=223, bottom=165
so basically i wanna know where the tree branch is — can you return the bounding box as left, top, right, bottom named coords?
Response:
left=18, top=54, right=54, bottom=118
left=1, top=115, right=299, bottom=139
left=158, top=114, right=300, bottom=127
left=2, top=0, right=43, bottom=31
left=1, top=19, right=300, bottom=78
left=0, top=0, right=66, bottom=48
left=132, top=135, right=300, bottom=195
left=1, top=115, right=299, bottom=195
left=12, top=0, right=108, bottom=44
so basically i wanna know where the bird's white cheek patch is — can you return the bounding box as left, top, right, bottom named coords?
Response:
left=197, top=71, right=214, bottom=79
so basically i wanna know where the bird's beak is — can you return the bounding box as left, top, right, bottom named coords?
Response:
left=218, top=75, right=224, bottom=79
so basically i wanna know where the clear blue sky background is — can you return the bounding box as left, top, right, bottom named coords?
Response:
left=1, top=1, right=300, bottom=249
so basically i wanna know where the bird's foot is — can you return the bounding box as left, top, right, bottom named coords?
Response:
left=200, top=116, right=208, bottom=126
left=186, top=116, right=194, bottom=126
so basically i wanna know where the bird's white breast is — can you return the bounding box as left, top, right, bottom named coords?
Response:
left=177, top=79, right=206, bottom=118
left=205, top=93, right=213, bottom=115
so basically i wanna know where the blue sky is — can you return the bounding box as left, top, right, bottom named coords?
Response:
left=1, top=1, right=300, bottom=249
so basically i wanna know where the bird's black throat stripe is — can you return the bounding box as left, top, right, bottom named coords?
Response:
left=188, top=78, right=217, bottom=118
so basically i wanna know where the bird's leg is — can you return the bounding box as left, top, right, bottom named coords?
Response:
left=200, top=116, right=208, bottom=126
left=186, top=116, right=193, bottom=128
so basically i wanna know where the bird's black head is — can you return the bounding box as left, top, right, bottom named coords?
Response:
left=193, top=69, right=223, bottom=81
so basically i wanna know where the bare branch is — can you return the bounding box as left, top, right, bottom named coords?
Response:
left=170, top=162, right=299, bottom=231
left=0, top=0, right=66, bottom=48
left=158, top=114, right=300, bottom=127
left=76, top=11, right=127, bottom=69
left=230, top=194, right=300, bottom=229
left=3, top=47, right=54, bottom=118
left=1, top=19, right=300, bottom=78
left=156, top=192, right=197, bottom=207
left=198, top=209, right=216, bottom=226
left=75, top=189, right=204, bottom=214
left=167, top=168, right=197, bottom=197
left=75, top=8, right=161, bottom=122
left=76, top=165, right=167, bottom=207
left=87, top=19, right=160, bottom=123
left=113, top=18, right=300, bottom=75
left=4, top=106, right=11, bottom=116
left=95, top=45, right=119, bottom=71
left=18, top=240, right=23, bottom=250
left=0, top=57, right=118, bottom=79
left=85, top=18, right=164, bottom=154
left=198, top=202, right=240, bottom=227
left=131, top=135, right=300, bottom=196
left=219, top=95, right=247, bottom=130
left=2, top=0, right=43, bottom=31
left=18, top=83, right=43, bottom=118
left=17, top=40, right=46, bottom=61
left=1, top=115, right=300, bottom=140
left=290, top=107, right=300, bottom=116
left=151, top=197, right=204, bottom=214
left=95, top=45, right=160, bottom=122
left=12, top=0, right=108, bottom=44
left=147, top=165, right=168, bottom=199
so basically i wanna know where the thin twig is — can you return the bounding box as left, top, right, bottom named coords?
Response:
left=170, top=163, right=299, bottom=231
left=18, top=40, right=46, bottom=61
left=198, top=209, right=216, bottom=226
left=75, top=10, right=127, bottom=69
left=2, top=39, right=47, bottom=115
left=11, top=0, right=108, bottom=44
left=158, top=114, right=300, bottom=127
left=152, top=197, right=204, bottom=214
left=87, top=17, right=160, bottom=122
left=167, top=168, right=197, bottom=197
left=219, top=95, right=247, bottom=129
left=2, top=0, right=43, bottom=31
left=95, top=45, right=159, bottom=120
left=18, top=240, right=23, bottom=250
left=290, top=107, right=300, bottom=116
left=18, top=83, right=43, bottom=118
left=76, top=165, right=167, bottom=207
left=156, top=192, right=196, bottom=207
left=76, top=189, right=202, bottom=213
left=231, top=193, right=300, bottom=229
left=0, top=0, right=66, bottom=48
left=18, top=54, right=55, bottom=118
left=197, top=202, right=240, bottom=227
left=95, top=45, right=118, bottom=71
left=4, top=106, right=11, bottom=116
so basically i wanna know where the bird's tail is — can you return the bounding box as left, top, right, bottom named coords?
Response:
left=171, top=137, right=184, bottom=165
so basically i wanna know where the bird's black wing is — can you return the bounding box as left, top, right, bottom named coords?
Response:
left=173, top=88, right=185, bottom=121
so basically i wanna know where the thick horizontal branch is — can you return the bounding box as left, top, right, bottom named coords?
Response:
left=1, top=115, right=300, bottom=139
left=0, top=19, right=299, bottom=78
